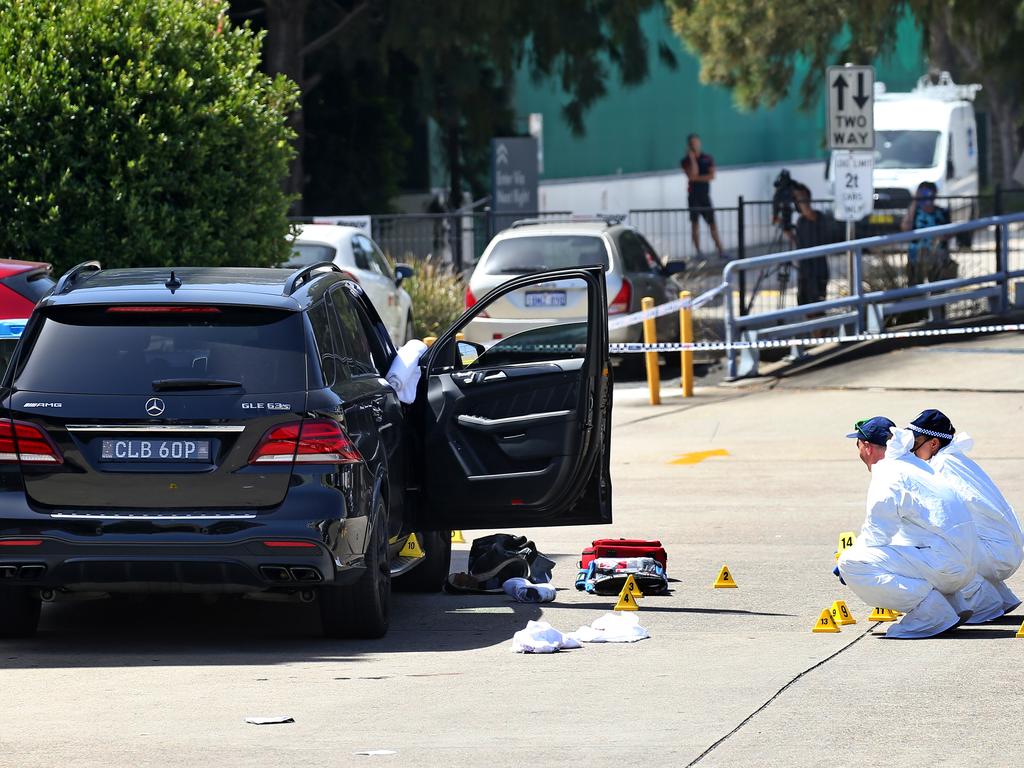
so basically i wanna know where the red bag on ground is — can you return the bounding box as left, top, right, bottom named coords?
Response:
left=580, top=538, right=667, bottom=570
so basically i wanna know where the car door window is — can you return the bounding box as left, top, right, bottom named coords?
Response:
left=637, top=234, right=664, bottom=271
left=307, top=300, right=340, bottom=387
left=350, top=236, right=372, bottom=271
left=617, top=231, right=649, bottom=273
left=330, top=286, right=378, bottom=377
left=367, top=239, right=395, bottom=281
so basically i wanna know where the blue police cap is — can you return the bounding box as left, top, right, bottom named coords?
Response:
left=846, top=416, right=895, bottom=446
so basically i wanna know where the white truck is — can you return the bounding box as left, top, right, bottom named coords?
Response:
left=829, top=72, right=982, bottom=231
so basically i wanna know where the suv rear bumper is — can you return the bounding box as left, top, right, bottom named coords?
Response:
left=0, top=534, right=363, bottom=593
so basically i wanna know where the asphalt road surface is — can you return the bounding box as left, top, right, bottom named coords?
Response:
left=3, top=332, right=1024, bottom=767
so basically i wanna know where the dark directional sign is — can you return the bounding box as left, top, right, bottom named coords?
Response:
left=827, top=65, right=874, bottom=151
left=491, top=137, right=538, bottom=214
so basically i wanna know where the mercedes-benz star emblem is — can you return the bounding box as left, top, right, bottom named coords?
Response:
left=145, top=397, right=166, bottom=417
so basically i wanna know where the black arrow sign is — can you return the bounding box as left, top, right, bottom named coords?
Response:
left=853, top=71, right=870, bottom=109
left=831, top=73, right=848, bottom=111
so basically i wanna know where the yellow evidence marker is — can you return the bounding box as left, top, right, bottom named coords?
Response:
left=399, top=533, right=425, bottom=559
left=713, top=564, right=738, bottom=588
left=837, top=531, right=856, bottom=553
left=830, top=600, right=857, bottom=625
left=1016, top=620, right=1024, bottom=638
left=623, top=574, right=644, bottom=599
left=813, top=608, right=841, bottom=633
left=614, top=586, right=640, bottom=611
left=450, top=530, right=466, bottom=544
left=868, top=607, right=898, bottom=622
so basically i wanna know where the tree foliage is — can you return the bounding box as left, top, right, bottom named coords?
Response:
left=666, top=0, right=1024, bottom=184
left=234, top=0, right=673, bottom=212
left=0, top=0, right=299, bottom=273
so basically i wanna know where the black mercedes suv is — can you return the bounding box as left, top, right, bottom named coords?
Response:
left=0, top=261, right=612, bottom=638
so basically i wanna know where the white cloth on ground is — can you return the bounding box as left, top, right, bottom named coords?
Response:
left=385, top=340, right=428, bottom=404
left=568, top=612, right=650, bottom=643
left=510, top=620, right=581, bottom=653
left=839, top=428, right=977, bottom=617
left=503, top=577, right=556, bottom=603
left=883, top=588, right=961, bottom=639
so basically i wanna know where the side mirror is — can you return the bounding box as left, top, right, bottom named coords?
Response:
left=662, top=260, right=686, bottom=277
left=395, top=263, right=414, bottom=286
left=458, top=340, right=485, bottom=367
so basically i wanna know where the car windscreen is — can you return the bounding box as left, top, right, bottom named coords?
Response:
left=482, top=235, right=610, bottom=275
left=13, top=307, right=306, bottom=395
left=875, top=130, right=940, bottom=169
left=286, top=243, right=336, bottom=268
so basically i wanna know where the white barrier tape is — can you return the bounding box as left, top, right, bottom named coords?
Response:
left=607, top=281, right=728, bottom=330
left=608, top=322, right=1024, bottom=354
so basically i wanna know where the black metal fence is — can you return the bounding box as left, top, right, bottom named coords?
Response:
left=300, top=189, right=1024, bottom=323
left=370, top=210, right=570, bottom=272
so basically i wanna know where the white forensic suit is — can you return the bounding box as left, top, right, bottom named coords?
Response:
left=839, top=429, right=978, bottom=638
left=933, top=433, right=1024, bottom=614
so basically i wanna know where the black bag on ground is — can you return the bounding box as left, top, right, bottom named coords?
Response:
left=444, top=534, right=555, bottom=594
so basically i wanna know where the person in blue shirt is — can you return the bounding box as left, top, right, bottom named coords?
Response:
left=900, top=181, right=953, bottom=284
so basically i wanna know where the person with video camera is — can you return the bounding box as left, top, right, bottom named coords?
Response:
left=771, top=169, right=799, bottom=250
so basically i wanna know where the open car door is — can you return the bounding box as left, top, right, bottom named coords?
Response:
left=421, top=266, right=611, bottom=529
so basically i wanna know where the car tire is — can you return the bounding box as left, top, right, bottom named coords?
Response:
left=393, top=530, right=452, bottom=593
left=319, top=499, right=390, bottom=639
left=402, top=312, right=415, bottom=344
left=0, top=585, right=41, bottom=638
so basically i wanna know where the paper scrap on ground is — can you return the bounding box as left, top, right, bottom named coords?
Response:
left=511, top=620, right=582, bottom=653
left=245, top=716, right=294, bottom=725
left=503, top=577, right=556, bottom=603
left=569, top=611, right=650, bottom=643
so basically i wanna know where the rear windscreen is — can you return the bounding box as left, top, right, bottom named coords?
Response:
left=14, top=307, right=306, bottom=395
left=286, top=243, right=336, bottom=268
left=483, top=236, right=610, bottom=275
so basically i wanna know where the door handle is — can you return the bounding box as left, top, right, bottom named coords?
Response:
left=481, top=371, right=507, bottom=382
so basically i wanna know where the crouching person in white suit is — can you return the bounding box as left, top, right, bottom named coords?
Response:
left=910, top=409, right=1023, bottom=620
left=838, top=417, right=978, bottom=639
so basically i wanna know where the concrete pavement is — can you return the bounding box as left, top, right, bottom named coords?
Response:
left=2, top=333, right=1023, bottom=767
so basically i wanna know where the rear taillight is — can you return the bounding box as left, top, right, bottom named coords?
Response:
left=248, top=419, right=362, bottom=465
left=465, top=286, right=477, bottom=309
left=0, top=420, right=63, bottom=465
left=609, top=278, right=632, bottom=315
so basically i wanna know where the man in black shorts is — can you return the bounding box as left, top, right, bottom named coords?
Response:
left=681, top=133, right=725, bottom=259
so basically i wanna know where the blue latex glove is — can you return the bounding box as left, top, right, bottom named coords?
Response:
left=832, top=564, right=846, bottom=585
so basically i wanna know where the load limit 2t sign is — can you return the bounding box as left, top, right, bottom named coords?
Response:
left=827, top=65, right=874, bottom=151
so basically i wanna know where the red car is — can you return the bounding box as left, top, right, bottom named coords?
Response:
left=0, top=260, right=53, bottom=318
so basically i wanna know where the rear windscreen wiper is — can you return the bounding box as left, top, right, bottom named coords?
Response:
left=152, top=378, right=244, bottom=391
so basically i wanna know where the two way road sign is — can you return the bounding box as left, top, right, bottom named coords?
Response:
left=827, top=65, right=874, bottom=151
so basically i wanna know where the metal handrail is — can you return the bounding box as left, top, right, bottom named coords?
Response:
left=721, top=211, right=1024, bottom=378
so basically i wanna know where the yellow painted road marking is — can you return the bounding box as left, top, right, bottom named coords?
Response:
left=670, top=448, right=730, bottom=465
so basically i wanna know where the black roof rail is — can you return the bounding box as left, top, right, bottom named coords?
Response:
left=509, top=214, right=626, bottom=228
left=283, top=261, right=342, bottom=296
left=54, top=260, right=102, bottom=295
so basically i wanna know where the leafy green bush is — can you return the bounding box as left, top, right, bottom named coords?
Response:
left=0, top=0, right=298, bottom=274
left=402, top=259, right=466, bottom=338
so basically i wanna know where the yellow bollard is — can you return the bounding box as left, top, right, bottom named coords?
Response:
left=455, top=332, right=465, bottom=342
left=641, top=296, right=660, bottom=405
left=423, top=336, right=437, bottom=347
left=679, top=290, right=693, bottom=398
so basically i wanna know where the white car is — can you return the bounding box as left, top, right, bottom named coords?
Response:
left=288, top=224, right=415, bottom=344
left=463, top=219, right=684, bottom=348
